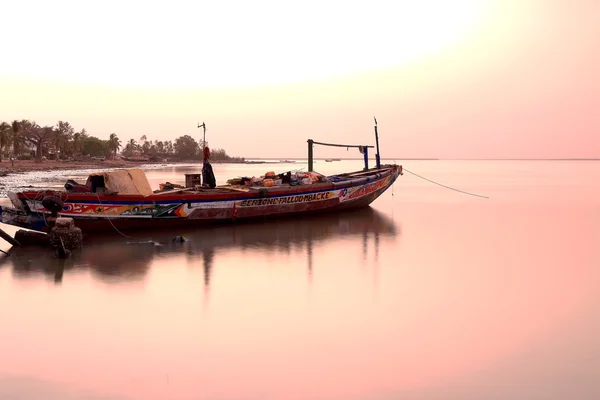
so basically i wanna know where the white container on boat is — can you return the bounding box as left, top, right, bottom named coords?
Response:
left=302, top=177, right=312, bottom=185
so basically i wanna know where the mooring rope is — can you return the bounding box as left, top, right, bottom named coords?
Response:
left=402, top=167, right=489, bottom=199
left=93, top=192, right=151, bottom=242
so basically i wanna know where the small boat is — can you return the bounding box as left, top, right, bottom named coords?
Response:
left=0, top=123, right=402, bottom=233
left=122, top=155, right=150, bottom=162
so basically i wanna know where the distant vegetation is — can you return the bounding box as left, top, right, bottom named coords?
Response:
left=123, top=134, right=245, bottom=163
left=0, top=120, right=244, bottom=163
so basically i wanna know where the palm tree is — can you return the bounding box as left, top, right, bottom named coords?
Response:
left=54, top=121, right=75, bottom=160
left=155, top=140, right=165, bottom=155
left=72, top=128, right=88, bottom=156
left=142, top=140, right=152, bottom=155
left=0, top=122, right=12, bottom=161
left=10, top=119, right=27, bottom=156
left=122, top=139, right=137, bottom=157
left=108, top=133, right=121, bottom=159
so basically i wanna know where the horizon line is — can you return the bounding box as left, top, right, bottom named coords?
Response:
left=244, top=157, right=600, bottom=161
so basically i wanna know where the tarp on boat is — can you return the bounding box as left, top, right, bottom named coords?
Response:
left=87, top=168, right=154, bottom=196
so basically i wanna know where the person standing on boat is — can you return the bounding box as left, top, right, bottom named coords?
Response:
left=202, top=146, right=216, bottom=188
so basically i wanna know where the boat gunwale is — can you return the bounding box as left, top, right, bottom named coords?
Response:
left=13, top=165, right=400, bottom=205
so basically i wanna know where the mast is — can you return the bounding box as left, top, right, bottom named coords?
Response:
left=374, top=116, right=381, bottom=169
left=307, top=139, right=314, bottom=172
left=198, top=122, right=206, bottom=153
left=198, top=122, right=207, bottom=185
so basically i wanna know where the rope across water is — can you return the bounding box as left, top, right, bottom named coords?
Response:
left=402, top=167, right=489, bottom=199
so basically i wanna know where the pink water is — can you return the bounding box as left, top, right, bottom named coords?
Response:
left=0, top=160, right=599, bottom=400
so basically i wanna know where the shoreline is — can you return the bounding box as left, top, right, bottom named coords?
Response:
left=0, top=159, right=145, bottom=176
left=0, top=159, right=267, bottom=178
left=0, top=159, right=289, bottom=197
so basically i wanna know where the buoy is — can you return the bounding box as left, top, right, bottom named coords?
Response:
left=42, top=195, right=64, bottom=217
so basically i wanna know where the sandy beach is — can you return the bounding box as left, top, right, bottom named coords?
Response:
left=0, top=159, right=185, bottom=198
left=0, top=159, right=267, bottom=197
left=0, top=158, right=270, bottom=178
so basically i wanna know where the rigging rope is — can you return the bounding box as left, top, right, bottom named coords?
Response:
left=402, top=167, right=489, bottom=199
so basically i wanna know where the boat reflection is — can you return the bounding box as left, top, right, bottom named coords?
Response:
left=2, top=207, right=400, bottom=287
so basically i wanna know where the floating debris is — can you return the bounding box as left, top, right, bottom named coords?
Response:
left=126, top=240, right=163, bottom=246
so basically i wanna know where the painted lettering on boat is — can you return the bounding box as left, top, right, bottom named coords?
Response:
left=28, top=200, right=167, bottom=217
left=346, top=178, right=389, bottom=200
left=239, top=191, right=332, bottom=207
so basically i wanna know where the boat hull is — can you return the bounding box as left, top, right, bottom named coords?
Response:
left=1, top=165, right=401, bottom=233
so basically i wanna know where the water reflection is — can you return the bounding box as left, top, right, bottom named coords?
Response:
left=6, top=238, right=157, bottom=285
left=2, top=207, right=399, bottom=288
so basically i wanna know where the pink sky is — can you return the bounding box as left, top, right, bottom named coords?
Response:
left=1, top=0, right=598, bottom=159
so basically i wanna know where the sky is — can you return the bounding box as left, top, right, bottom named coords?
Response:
left=2, top=0, right=599, bottom=159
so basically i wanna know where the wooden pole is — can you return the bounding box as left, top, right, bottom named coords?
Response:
left=374, top=117, right=381, bottom=169
left=307, top=139, right=314, bottom=172
left=311, top=140, right=374, bottom=149
left=0, top=227, right=21, bottom=247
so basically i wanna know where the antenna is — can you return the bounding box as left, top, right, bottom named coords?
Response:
left=197, top=122, right=206, bottom=150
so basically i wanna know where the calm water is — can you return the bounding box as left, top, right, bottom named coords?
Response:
left=1, top=160, right=599, bottom=400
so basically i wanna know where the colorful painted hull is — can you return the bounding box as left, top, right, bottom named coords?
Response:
left=1, top=165, right=401, bottom=233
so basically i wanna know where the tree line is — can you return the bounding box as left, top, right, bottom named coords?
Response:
left=0, top=120, right=244, bottom=163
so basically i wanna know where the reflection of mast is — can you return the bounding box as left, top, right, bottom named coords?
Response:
left=374, top=231, right=380, bottom=262
left=373, top=231, right=380, bottom=294
left=203, top=249, right=214, bottom=308
left=362, top=230, right=368, bottom=261
left=307, top=236, right=313, bottom=284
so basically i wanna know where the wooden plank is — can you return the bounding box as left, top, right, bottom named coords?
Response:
left=215, top=186, right=250, bottom=193
left=344, top=168, right=389, bottom=178
left=0, top=227, right=21, bottom=247
left=153, top=188, right=193, bottom=195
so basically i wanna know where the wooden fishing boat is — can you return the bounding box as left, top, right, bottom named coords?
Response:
left=0, top=124, right=402, bottom=233
left=0, top=164, right=401, bottom=232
